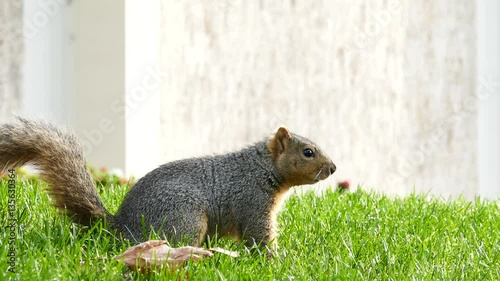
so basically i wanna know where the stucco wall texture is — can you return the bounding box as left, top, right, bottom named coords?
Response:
left=0, top=0, right=23, bottom=120
left=159, top=0, right=477, bottom=198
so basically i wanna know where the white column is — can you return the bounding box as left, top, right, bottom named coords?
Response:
left=124, top=0, right=161, bottom=178
left=477, top=0, right=500, bottom=199
left=22, top=0, right=72, bottom=123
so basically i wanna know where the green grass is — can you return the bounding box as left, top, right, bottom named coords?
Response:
left=1, top=175, right=500, bottom=280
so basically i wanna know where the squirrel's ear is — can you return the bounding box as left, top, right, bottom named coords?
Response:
left=268, top=127, right=292, bottom=158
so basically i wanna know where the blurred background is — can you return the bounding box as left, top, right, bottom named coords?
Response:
left=0, top=0, right=498, bottom=199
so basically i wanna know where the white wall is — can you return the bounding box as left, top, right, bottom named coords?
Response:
left=69, top=0, right=126, bottom=174
left=158, top=0, right=486, bottom=199
left=0, top=0, right=23, bottom=119
left=477, top=0, right=500, bottom=198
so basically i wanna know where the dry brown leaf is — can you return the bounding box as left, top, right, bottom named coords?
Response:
left=115, top=240, right=238, bottom=274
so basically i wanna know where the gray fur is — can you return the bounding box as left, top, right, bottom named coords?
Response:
left=114, top=141, right=281, bottom=246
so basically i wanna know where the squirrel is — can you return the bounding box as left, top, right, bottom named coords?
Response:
left=0, top=117, right=336, bottom=252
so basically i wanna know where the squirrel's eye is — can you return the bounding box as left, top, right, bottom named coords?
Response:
left=303, top=148, right=315, bottom=158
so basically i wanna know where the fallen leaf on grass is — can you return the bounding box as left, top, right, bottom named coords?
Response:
left=208, top=247, right=239, bottom=258
left=115, top=240, right=238, bottom=274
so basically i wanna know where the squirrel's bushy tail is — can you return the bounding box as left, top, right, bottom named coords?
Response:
left=0, top=117, right=110, bottom=225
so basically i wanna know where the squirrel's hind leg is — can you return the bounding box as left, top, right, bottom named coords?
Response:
left=160, top=209, right=208, bottom=247
left=192, top=211, right=209, bottom=246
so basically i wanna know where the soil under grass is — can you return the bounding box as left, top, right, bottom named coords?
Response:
left=1, top=176, right=499, bottom=280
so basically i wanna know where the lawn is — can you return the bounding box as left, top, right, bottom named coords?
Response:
left=1, top=173, right=500, bottom=280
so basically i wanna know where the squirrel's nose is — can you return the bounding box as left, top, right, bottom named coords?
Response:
left=328, top=163, right=336, bottom=175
